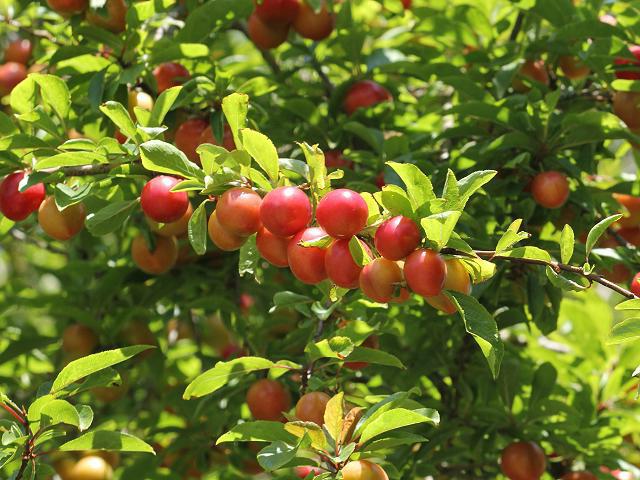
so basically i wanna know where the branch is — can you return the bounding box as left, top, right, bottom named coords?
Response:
left=509, top=11, right=525, bottom=42
left=1, top=404, right=26, bottom=425
left=41, top=162, right=126, bottom=177
left=470, top=250, right=636, bottom=299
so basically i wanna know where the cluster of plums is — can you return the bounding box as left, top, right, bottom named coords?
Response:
left=247, top=0, right=335, bottom=50
left=0, top=38, right=32, bottom=98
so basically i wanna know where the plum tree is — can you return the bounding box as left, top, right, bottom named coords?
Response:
left=174, top=118, right=209, bottom=162
left=295, top=391, right=330, bottom=425
left=316, top=189, right=368, bottom=239
left=247, top=12, right=290, bottom=50
left=65, top=455, right=114, bottom=480
left=359, top=258, right=409, bottom=303
left=85, top=0, right=127, bottom=33
left=45, top=0, right=87, bottom=15
left=0, top=172, right=45, bottom=221
left=404, top=249, right=447, bottom=297
left=613, top=91, right=640, bottom=130
left=254, top=0, right=300, bottom=25
left=530, top=171, right=570, bottom=209
left=343, top=80, right=392, bottom=115
left=246, top=379, right=291, bottom=421
left=260, top=186, right=312, bottom=238
left=37, top=196, right=86, bottom=241
left=153, top=62, right=190, bottom=93
left=512, top=59, right=550, bottom=92
left=148, top=202, right=193, bottom=238
left=425, top=259, right=471, bottom=314
left=325, top=239, right=366, bottom=288
left=208, top=210, right=248, bottom=251
left=4, top=39, right=32, bottom=65
left=140, top=176, right=189, bottom=224
left=341, top=460, right=389, bottom=480
left=374, top=215, right=421, bottom=260
left=130, top=234, right=178, bottom=275
left=216, top=187, right=262, bottom=236
left=0, top=62, right=27, bottom=96
left=614, top=45, right=640, bottom=79
left=62, top=324, right=98, bottom=358
left=500, top=441, right=546, bottom=480
left=256, top=227, right=290, bottom=267
left=293, top=1, right=334, bottom=41
left=287, top=227, right=328, bottom=285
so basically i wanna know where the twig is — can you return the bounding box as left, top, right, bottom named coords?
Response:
left=41, top=162, right=125, bottom=177
left=463, top=249, right=636, bottom=299
left=509, top=11, right=525, bottom=42
left=301, top=313, right=326, bottom=393
left=14, top=415, right=32, bottom=480
left=1, top=404, right=26, bottom=425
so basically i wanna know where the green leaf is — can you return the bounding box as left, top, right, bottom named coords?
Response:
left=35, top=152, right=108, bottom=170
left=498, top=246, right=552, bottom=262
left=10, top=75, right=37, bottom=114
left=586, top=214, right=623, bottom=261
left=529, top=362, right=557, bottom=409
left=239, top=235, right=260, bottom=279
left=148, top=86, right=182, bottom=127
left=33, top=74, right=71, bottom=120
left=323, top=393, right=344, bottom=443
left=29, top=398, right=80, bottom=429
left=100, top=101, right=137, bottom=139
left=51, top=346, right=154, bottom=394
left=615, top=299, right=640, bottom=311
left=343, top=122, right=384, bottom=154
left=387, top=162, right=435, bottom=211
left=188, top=200, right=208, bottom=255
left=421, top=211, right=462, bottom=251
left=359, top=408, right=439, bottom=444
left=284, top=422, right=327, bottom=451
left=76, top=405, right=94, bottom=431
left=545, top=267, right=589, bottom=292
left=217, top=421, right=297, bottom=444
left=150, top=43, right=210, bottom=64
left=298, top=142, right=329, bottom=196
left=345, top=347, right=404, bottom=369
left=140, top=140, right=204, bottom=180
left=240, top=128, right=279, bottom=182
left=257, top=441, right=298, bottom=471
left=456, top=170, right=497, bottom=209
left=184, top=357, right=275, bottom=399
left=559, top=224, right=574, bottom=264
left=348, top=237, right=372, bottom=268
left=608, top=318, right=640, bottom=345
left=448, top=292, right=503, bottom=378
left=306, top=337, right=354, bottom=362
left=375, top=186, right=413, bottom=217
left=85, top=200, right=138, bottom=236
left=59, top=431, right=155, bottom=453
left=222, top=93, right=249, bottom=150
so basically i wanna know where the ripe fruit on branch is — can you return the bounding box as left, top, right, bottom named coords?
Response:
left=295, top=466, right=323, bottom=478
left=287, top=227, right=329, bottom=284
left=512, top=60, right=550, bottom=92
left=293, top=1, right=334, bottom=41
left=82, top=450, right=120, bottom=469
left=248, top=12, right=290, bottom=50
left=260, top=186, right=312, bottom=238
left=86, top=0, right=127, bottom=33
left=216, top=187, right=262, bottom=236
left=62, top=324, right=98, bottom=358
left=295, top=391, right=330, bottom=425
left=254, top=0, right=300, bottom=25
left=341, top=460, right=389, bottom=480
left=0, top=171, right=45, bottom=221
left=38, top=196, right=86, bottom=241
left=46, top=0, right=88, bottom=15
left=67, top=455, right=114, bottom=480
left=325, top=239, right=367, bottom=288
left=246, top=379, right=291, bottom=421
left=4, top=39, right=32, bottom=65
left=561, top=473, right=597, bottom=480
left=92, top=380, right=128, bottom=402
left=174, top=118, right=209, bottom=162
left=530, top=171, right=569, bottom=209
left=256, top=227, right=290, bottom=267
left=613, top=91, right=640, bottom=130
left=404, top=249, right=447, bottom=297
left=374, top=215, right=421, bottom=260
left=343, top=80, right=392, bottom=116
left=200, top=124, right=237, bottom=151
left=401, top=0, right=411, bottom=8
left=325, top=150, right=354, bottom=170
left=131, top=234, right=178, bottom=275
left=208, top=211, right=248, bottom=251
left=128, top=90, right=154, bottom=119
left=500, top=441, right=546, bottom=480
left=613, top=193, right=640, bottom=228
left=153, top=62, right=190, bottom=93
left=614, top=45, right=640, bottom=80
left=316, top=189, right=368, bottom=239
left=0, top=62, right=27, bottom=96
left=425, top=259, right=471, bottom=314
left=140, top=176, right=189, bottom=223
left=148, top=202, right=193, bottom=238
left=558, top=55, right=590, bottom=80
left=631, top=272, right=640, bottom=297
left=359, top=257, right=409, bottom=303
